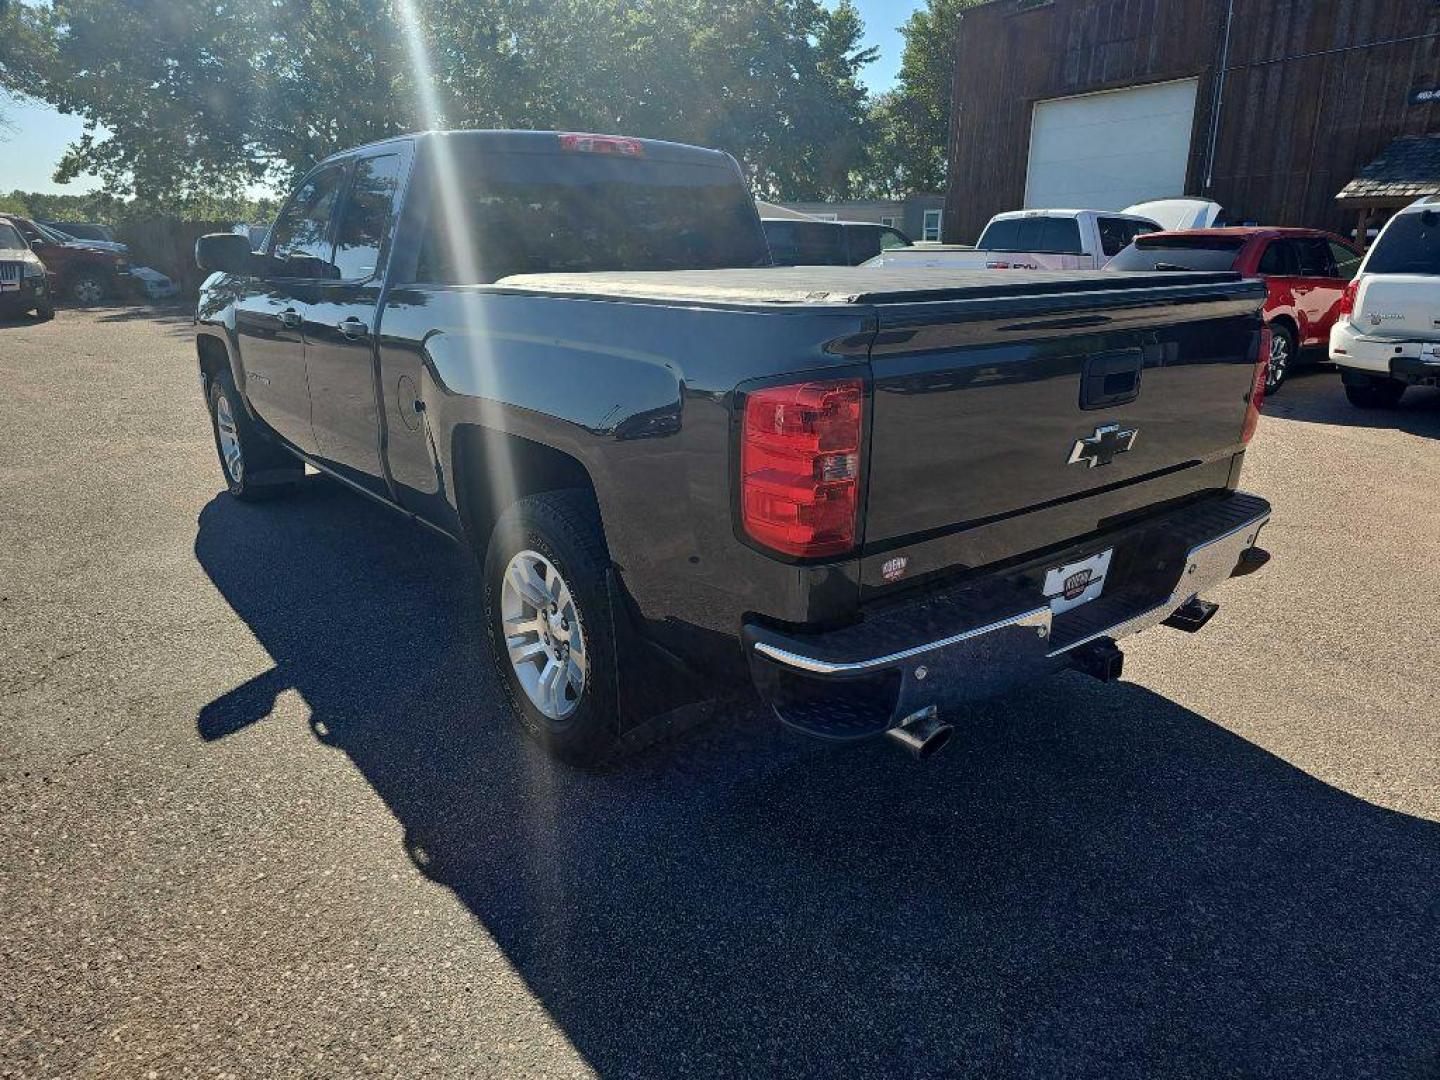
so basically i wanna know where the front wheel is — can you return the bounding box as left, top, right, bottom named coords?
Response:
left=1344, top=378, right=1406, bottom=410
left=1266, top=323, right=1294, bottom=393
left=206, top=374, right=301, bottom=500
left=483, top=491, right=618, bottom=766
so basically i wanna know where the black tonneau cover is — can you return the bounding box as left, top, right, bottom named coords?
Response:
left=496, top=267, right=1243, bottom=306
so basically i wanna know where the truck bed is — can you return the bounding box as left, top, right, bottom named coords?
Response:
left=495, top=267, right=1244, bottom=306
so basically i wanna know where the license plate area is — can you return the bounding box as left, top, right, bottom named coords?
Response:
left=1043, top=548, right=1113, bottom=614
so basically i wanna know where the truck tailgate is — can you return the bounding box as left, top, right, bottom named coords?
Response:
left=861, top=277, right=1266, bottom=586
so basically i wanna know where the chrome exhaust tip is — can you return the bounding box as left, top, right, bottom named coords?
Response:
left=885, top=705, right=954, bottom=761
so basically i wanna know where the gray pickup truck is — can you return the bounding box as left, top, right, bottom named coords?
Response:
left=194, top=129, right=1272, bottom=764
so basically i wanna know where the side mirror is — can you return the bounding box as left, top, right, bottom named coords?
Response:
left=195, top=232, right=254, bottom=275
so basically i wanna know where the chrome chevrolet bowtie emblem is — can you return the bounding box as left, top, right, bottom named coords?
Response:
left=1068, top=423, right=1138, bottom=468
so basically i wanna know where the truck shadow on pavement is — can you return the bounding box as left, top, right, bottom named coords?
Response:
left=193, top=481, right=1440, bottom=1079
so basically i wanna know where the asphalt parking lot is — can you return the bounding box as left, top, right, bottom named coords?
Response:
left=2, top=306, right=1439, bottom=1079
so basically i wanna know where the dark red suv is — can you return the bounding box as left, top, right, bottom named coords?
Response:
left=0, top=213, right=133, bottom=306
left=1108, top=227, right=1363, bottom=391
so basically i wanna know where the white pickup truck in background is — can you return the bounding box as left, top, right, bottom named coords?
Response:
left=1330, top=196, right=1440, bottom=409
left=864, top=208, right=1161, bottom=270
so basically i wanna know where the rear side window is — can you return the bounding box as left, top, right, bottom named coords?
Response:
left=764, top=221, right=846, bottom=266
left=1294, top=237, right=1332, bottom=277
left=412, top=144, right=768, bottom=283
left=1257, top=240, right=1297, bottom=275
left=1366, top=209, right=1440, bottom=275
left=269, top=162, right=349, bottom=277
left=1106, top=237, right=1244, bottom=272
left=332, top=152, right=405, bottom=281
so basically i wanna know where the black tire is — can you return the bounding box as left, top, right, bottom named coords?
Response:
left=483, top=490, right=618, bottom=766
left=1344, top=379, right=1406, bottom=410
left=69, top=272, right=107, bottom=306
left=34, top=299, right=55, bottom=322
left=206, top=372, right=302, bottom=501
left=1265, top=322, right=1294, bottom=393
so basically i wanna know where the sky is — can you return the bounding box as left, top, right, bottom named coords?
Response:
left=0, top=0, right=919, bottom=195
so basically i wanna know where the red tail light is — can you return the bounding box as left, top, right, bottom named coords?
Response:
left=1337, top=279, right=1359, bottom=317
left=558, top=133, right=643, bottom=156
left=1242, top=325, right=1270, bottom=445
left=741, top=378, right=863, bottom=557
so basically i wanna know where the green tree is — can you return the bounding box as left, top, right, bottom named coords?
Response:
left=14, top=0, right=875, bottom=204
left=860, top=0, right=976, bottom=198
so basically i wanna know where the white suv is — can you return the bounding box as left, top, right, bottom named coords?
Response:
left=1330, top=197, right=1440, bottom=408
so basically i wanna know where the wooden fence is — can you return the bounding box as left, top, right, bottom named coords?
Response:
left=112, top=219, right=240, bottom=295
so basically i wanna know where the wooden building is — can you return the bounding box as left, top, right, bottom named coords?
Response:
left=943, top=0, right=1440, bottom=242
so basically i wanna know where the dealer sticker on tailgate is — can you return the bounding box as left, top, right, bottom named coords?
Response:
left=1043, top=548, right=1113, bottom=615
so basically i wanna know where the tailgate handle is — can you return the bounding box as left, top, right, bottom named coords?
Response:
left=1081, top=349, right=1143, bottom=410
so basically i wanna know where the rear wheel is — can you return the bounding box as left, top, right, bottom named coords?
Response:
left=1265, top=323, right=1294, bottom=393
left=206, top=373, right=302, bottom=500
left=1344, top=378, right=1406, bottom=410
left=483, top=491, right=618, bottom=766
left=69, top=272, right=107, bottom=306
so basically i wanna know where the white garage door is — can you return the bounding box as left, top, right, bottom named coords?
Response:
left=1025, top=78, right=1199, bottom=210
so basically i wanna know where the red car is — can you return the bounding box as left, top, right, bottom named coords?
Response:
left=1108, top=227, right=1363, bottom=391
left=0, top=213, right=133, bottom=306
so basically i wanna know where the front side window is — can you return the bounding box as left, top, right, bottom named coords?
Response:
left=1098, top=217, right=1157, bottom=257
left=1328, top=240, right=1361, bottom=281
left=845, top=225, right=882, bottom=265
left=1098, top=217, right=1131, bottom=257
left=332, top=152, right=405, bottom=281
left=268, top=163, right=349, bottom=277
left=879, top=227, right=910, bottom=250
left=922, top=209, right=942, bottom=242
left=1365, top=209, right=1440, bottom=275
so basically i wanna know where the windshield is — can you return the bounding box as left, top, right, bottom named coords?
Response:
left=0, top=222, right=26, bottom=250
left=1366, top=210, right=1440, bottom=275
left=1106, top=236, right=1244, bottom=272
left=411, top=144, right=770, bottom=283
left=24, top=219, right=70, bottom=244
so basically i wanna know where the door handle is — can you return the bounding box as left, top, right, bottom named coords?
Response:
left=337, top=316, right=369, bottom=341
left=276, top=307, right=302, bottom=329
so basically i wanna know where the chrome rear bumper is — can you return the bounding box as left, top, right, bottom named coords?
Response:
left=745, top=491, right=1271, bottom=741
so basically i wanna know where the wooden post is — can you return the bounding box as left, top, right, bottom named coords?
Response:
left=1355, top=208, right=1370, bottom=251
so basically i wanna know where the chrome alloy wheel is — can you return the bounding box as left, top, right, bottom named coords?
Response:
left=1267, top=330, right=1289, bottom=391
left=215, top=391, right=244, bottom=483
left=500, top=549, right=586, bottom=721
